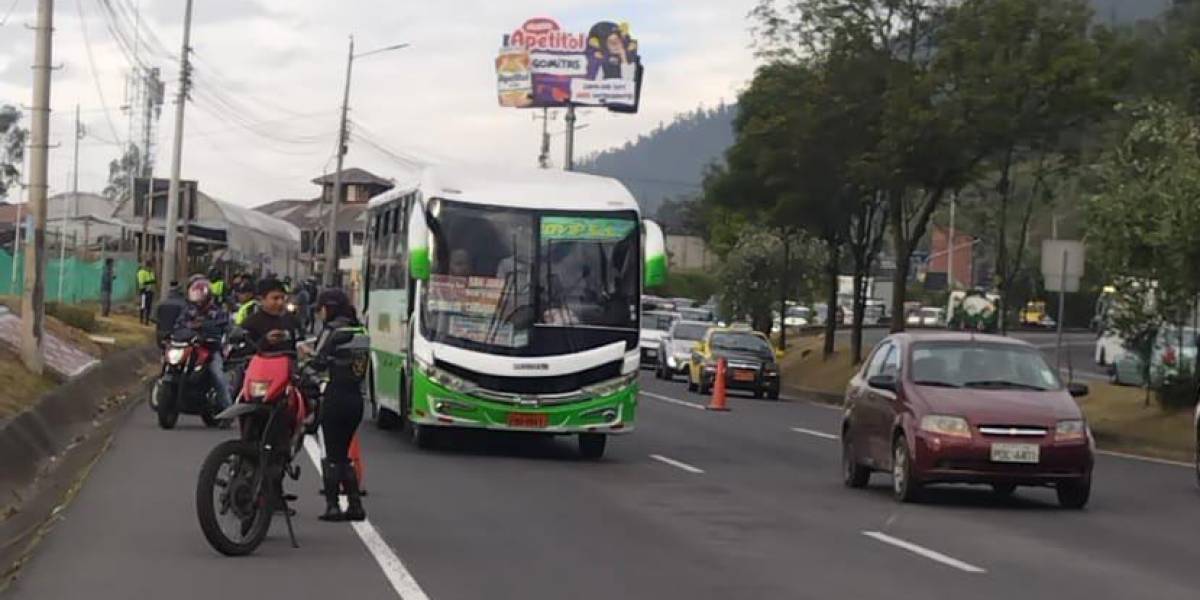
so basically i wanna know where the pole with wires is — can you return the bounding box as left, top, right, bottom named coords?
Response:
left=161, top=0, right=193, bottom=298
left=324, top=36, right=354, bottom=287
left=21, top=0, right=54, bottom=374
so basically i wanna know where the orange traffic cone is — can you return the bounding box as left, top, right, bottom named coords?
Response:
left=707, top=357, right=730, bottom=411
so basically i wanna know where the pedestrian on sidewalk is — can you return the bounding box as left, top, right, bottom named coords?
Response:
left=308, top=287, right=369, bottom=522
left=136, top=261, right=157, bottom=324
left=100, top=258, right=116, bottom=317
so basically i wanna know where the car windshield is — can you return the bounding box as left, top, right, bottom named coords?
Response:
left=422, top=199, right=640, bottom=355
left=910, top=343, right=1061, bottom=390
left=711, top=332, right=773, bottom=354
left=679, top=308, right=713, bottom=322
left=672, top=323, right=709, bottom=341
left=642, top=312, right=675, bottom=331
left=786, top=307, right=810, bottom=317
left=920, top=308, right=941, bottom=317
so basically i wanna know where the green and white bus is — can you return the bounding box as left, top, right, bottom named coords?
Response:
left=362, top=164, right=666, bottom=458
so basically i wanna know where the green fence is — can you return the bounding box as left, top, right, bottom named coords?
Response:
left=0, top=250, right=138, bottom=304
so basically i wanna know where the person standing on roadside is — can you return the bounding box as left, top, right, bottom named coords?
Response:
left=308, top=288, right=369, bottom=522
left=136, top=261, right=156, bottom=324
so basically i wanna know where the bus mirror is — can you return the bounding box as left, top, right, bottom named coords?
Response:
left=408, top=203, right=430, bottom=281
left=643, top=219, right=666, bottom=288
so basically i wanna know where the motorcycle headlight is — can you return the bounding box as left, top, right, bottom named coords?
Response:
left=1055, top=419, right=1087, bottom=442
left=287, top=303, right=297, bottom=313
left=920, top=415, right=972, bottom=439
left=249, top=380, right=270, bottom=398
left=165, top=347, right=185, bottom=365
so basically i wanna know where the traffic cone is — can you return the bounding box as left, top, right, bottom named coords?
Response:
left=707, top=357, right=730, bottom=411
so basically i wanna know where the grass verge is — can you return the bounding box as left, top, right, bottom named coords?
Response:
left=0, top=347, right=56, bottom=421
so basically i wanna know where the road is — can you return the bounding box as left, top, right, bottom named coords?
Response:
left=6, top=371, right=1199, bottom=600
left=837, top=328, right=1107, bottom=381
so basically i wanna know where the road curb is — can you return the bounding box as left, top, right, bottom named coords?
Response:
left=0, top=344, right=158, bottom=513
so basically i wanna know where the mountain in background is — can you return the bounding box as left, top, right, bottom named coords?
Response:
left=576, top=103, right=736, bottom=217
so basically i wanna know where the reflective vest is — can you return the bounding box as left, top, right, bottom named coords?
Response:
left=234, top=300, right=260, bottom=326
left=211, top=279, right=226, bottom=299
left=136, top=268, right=156, bottom=290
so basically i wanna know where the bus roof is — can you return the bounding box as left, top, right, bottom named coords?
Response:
left=367, top=163, right=640, bottom=213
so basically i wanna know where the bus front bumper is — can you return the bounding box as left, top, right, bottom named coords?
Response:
left=409, top=370, right=638, bottom=435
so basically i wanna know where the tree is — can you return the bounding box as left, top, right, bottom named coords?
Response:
left=935, top=0, right=1112, bottom=332
left=718, top=229, right=824, bottom=336
left=1085, top=101, right=1200, bottom=403
left=103, top=143, right=142, bottom=202
left=0, top=105, right=27, bottom=202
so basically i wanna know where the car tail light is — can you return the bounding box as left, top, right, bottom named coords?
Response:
left=1163, top=346, right=1177, bottom=366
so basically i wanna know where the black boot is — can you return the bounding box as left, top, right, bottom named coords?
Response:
left=318, top=460, right=344, bottom=522
left=340, top=463, right=366, bottom=522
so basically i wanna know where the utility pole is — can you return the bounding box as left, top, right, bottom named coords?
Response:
left=161, top=0, right=193, bottom=299
left=21, top=0, right=54, bottom=374
left=947, top=191, right=956, bottom=291
left=324, top=36, right=355, bottom=287
left=536, top=108, right=551, bottom=168
left=563, top=104, right=577, bottom=171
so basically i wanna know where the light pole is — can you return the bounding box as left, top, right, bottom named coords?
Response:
left=323, top=39, right=410, bottom=286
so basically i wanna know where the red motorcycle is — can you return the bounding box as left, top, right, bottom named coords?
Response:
left=195, top=336, right=320, bottom=556
left=154, top=328, right=223, bottom=430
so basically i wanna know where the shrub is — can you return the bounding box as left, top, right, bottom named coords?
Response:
left=1155, top=364, right=1198, bottom=411
left=46, top=302, right=98, bottom=333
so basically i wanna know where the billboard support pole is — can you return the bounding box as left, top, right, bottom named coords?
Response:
left=564, top=104, right=576, bottom=171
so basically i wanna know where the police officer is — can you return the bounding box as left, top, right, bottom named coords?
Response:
left=208, top=268, right=227, bottom=307
left=309, top=288, right=369, bottom=522
left=136, top=261, right=156, bottom=324
left=232, top=279, right=259, bottom=326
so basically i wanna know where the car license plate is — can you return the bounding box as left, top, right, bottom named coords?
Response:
left=990, top=443, right=1039, bottom=464
left=507, top=413, right=549, bottom=429
left=733, top=369, right=756, bottom=382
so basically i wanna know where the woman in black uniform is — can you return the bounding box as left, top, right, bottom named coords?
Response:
left=310, top=288, right=369, bottom=522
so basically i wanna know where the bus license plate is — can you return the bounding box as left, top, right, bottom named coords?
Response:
left=507, top=413, right=549, bottom=428
left=990, top=443, right=1039, bottom=464
left=733, top=369, right=756, bottom=382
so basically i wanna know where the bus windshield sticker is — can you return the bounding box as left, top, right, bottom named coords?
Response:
left=428, top=274, right=528, bottom=348
left=541, top=216, right=635, bottom=241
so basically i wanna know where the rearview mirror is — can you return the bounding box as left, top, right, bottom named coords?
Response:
left=643, top=219, right=666, bottom=288
left=408, top=201, right=430, bottom=281
left=1067, top=382, right=1089, bottom=398
left=867, top=374, right=897, bottom=392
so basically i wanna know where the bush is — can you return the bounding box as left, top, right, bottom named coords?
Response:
left=1155, top=365, right=1198, bottom=411
left=46, top=302, right=98, bottom=333
left=648, top=270, right=719, bottom=304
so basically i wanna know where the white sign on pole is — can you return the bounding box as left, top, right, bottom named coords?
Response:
left=1042, top=240, right=1085, bottom=293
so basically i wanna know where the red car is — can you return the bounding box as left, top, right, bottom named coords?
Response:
left=841, top=333, right=1094, bottom=508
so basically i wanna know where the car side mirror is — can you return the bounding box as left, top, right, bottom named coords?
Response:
left=1067, top=382, right=1089, bottom=398
left=867, top=374, right=897, bottom=392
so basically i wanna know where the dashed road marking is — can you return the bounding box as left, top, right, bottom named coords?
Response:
left=790, top=427, right=838, bottom=440
left=641, top=391, right=707, bottom=410
left=649, top=453, right=705, bottom=474
left=863, top=531, right=987, bottom=574
left=1096, top=449, right=1192, bottom=468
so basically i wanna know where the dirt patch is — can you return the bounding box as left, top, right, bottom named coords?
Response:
left=93, top=314, right=153, bottom=352
left=0, top=348, right=56, bottom=421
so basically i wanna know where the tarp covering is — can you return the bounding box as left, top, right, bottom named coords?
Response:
left=0, top=250, right=137, bottom=304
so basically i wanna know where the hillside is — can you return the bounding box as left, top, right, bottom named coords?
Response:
left=576, top=103, right=735, bottom=216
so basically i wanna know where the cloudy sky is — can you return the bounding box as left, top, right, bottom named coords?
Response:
left=0, top=0, right=759, bottom=208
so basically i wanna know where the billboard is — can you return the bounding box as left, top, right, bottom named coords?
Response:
left=496, top=17, right=644, bottom=113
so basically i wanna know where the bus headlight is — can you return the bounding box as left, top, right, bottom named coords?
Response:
left=414, top=357, right=476, bottom=394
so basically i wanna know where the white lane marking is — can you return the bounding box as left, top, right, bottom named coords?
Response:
left=862, top=531, right=987, bottom=574
left=640, top=391, right=707, bottom=410
left=1096, top=449, right=1192, bottom=468
left=649, top=453, right=705, bottom=474
left=303, top=437, right=431, bottom=600
left=790, top=427, right=839, bottom=440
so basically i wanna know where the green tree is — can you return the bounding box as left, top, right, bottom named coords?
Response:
left=0, top=105, right=27, bottom=202
left=1086, top=101, right=1200, bottom=404
left=103, top=143, right=142, bottom=203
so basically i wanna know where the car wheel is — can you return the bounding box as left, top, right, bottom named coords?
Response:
left=767, top=384, right=780, bottom=401
left=991, top=483, right=1017, bottom=498
left=753, top=389, right=764, bottom=399
left=1057, top=477, right=1091, bottom=509
left=892, top=436, right=921, bottom=503
left=1098, top=348, right=1106, bottom=367
left=842, top=435, right=870, bottom=489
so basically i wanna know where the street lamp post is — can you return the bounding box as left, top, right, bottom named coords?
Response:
left=322, top=39, right=410, bottom=287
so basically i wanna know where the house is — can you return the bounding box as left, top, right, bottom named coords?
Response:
left=256, top=167, right=395, bottom=278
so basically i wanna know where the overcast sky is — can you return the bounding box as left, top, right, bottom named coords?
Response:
left=0, top=0, right=758, bottom=207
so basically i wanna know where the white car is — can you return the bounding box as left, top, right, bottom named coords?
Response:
left=639, top=311, right=678, bottom=367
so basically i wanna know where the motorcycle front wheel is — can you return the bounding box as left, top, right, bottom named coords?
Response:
left=196, top=440, right=272, bottom=556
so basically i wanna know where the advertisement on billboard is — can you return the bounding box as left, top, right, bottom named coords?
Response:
left=496, top=17, right=644, bottom=112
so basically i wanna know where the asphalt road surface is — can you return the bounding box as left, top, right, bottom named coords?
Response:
left=6, top=371, right=1199, bottom=600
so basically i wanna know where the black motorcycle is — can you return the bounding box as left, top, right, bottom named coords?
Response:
left=154, top=329, right=223, bottom=429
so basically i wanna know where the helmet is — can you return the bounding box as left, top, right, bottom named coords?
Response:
left=187, top=278, right=212, bottom=304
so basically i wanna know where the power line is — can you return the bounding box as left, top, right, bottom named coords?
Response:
left=0, top=0, right=19, bottom=26
left=75, top=0, right=123, bottom=144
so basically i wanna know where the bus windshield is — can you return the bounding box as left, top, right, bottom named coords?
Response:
left=422, top=199, right=640, bottom=355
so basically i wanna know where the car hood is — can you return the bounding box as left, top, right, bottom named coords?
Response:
left=910, top=385, right=1081, bottom=426
left=670, top=339, right=698, bottom=353
left=640, top=330, right=667, bottom=344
